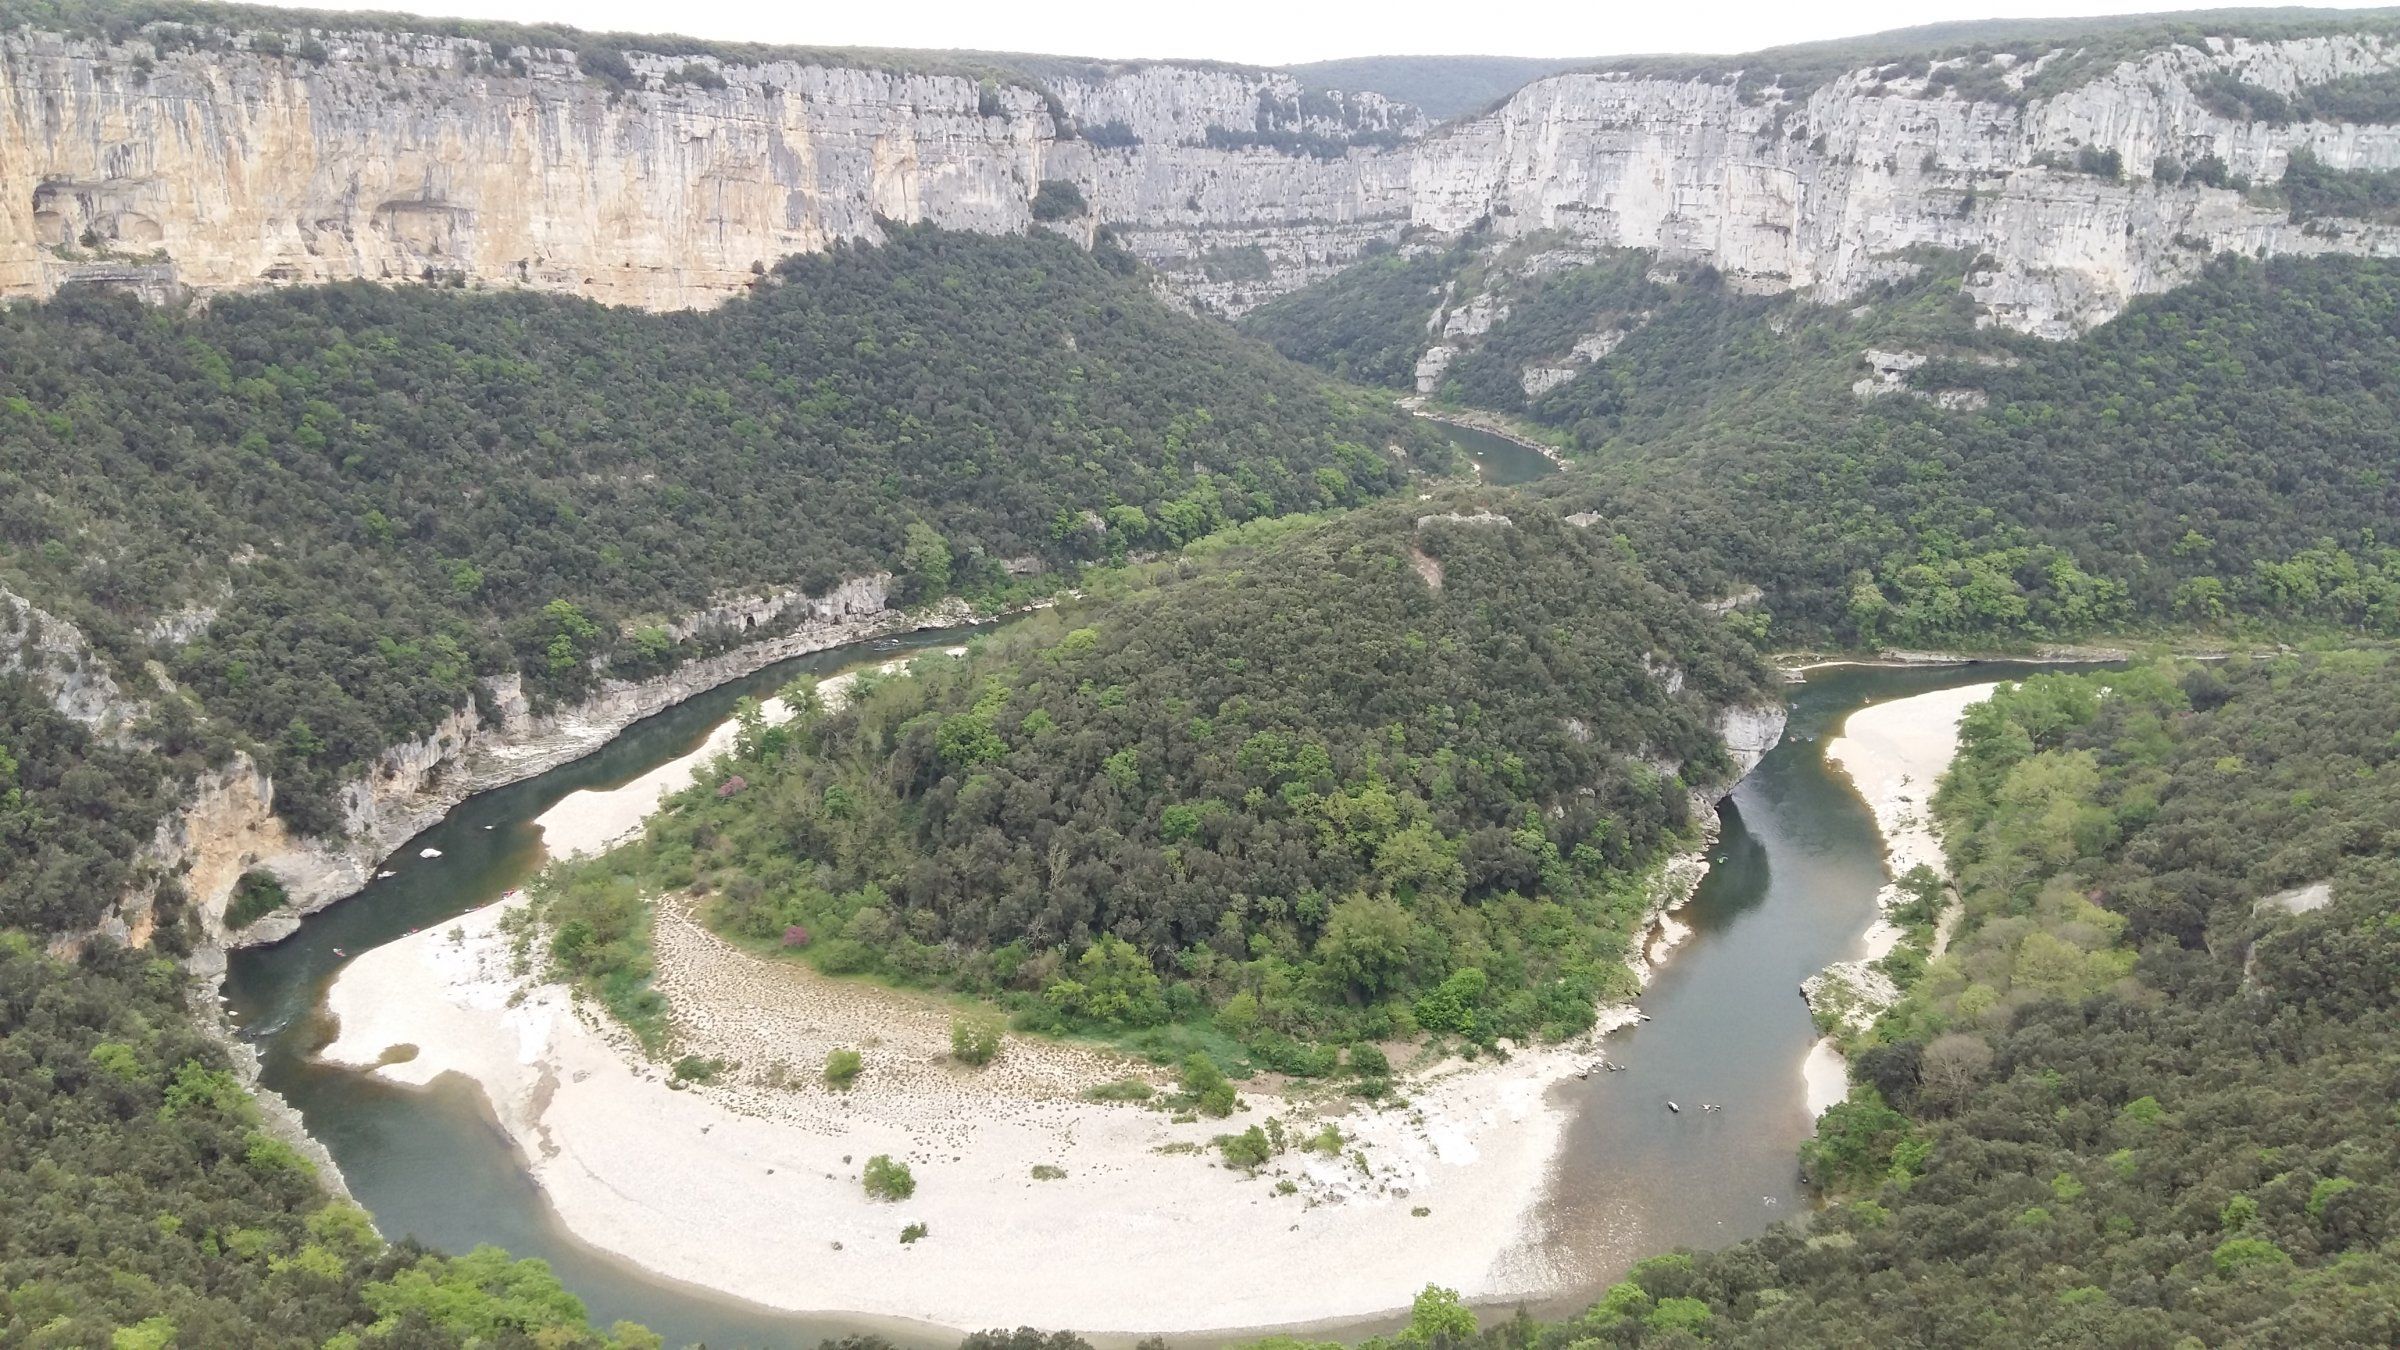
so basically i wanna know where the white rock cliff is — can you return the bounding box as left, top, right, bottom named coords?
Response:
left=11, top=23, right=2400, bottom=330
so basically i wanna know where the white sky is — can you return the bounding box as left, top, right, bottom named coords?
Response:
left=249, top=0, right=2398, bottom=67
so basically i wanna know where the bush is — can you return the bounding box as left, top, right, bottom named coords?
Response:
left=1083, top=1077, right=1155, bottom=1103
left=1179, top=1054, right=1239, bottom=1118
left=899, top=1221, right=929, bottom=1243
left=669, top=1055, right=725, bottom=1085
left=1031, top=1164, right=1067, bottom=1180
left=862, top=1154, right=915, bottom=1201
left=1214, top=1126, right=1272, bottom=1170
left=824, top=1048, right=863, bottom=1088
left=1030, top=180, right=1089, bottom=222
left=576, top=45, right=634, bottom=88
left=667, top=61, right=727, bottom=91
left=951, top=1015, right=1002, bottom=1067
left=225, top=871, right=288, bottom=930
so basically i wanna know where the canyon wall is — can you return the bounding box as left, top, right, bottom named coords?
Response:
left=8, top=20, right=2400, bottom=332
left=47, top=569, right=936, bottom=961
left=0, top=25, right=1414, bottom=313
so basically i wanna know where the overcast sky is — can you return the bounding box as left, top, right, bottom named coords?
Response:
left=249, top=0, right=2396, bottom=66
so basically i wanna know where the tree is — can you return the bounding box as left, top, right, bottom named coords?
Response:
left=899, top=521, right=953, bottom=603
left=1398, top=1285, right=1477, bottom=1344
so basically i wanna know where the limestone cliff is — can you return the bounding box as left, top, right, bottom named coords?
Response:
left=0, top=24, right=1414, bottom=313
left=12, top=18, right=2400, bottom=331
left=1429, top=33, right=2400, bottom=337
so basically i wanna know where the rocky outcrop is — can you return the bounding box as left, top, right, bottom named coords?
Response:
left=1627, top=700, right=1789, bottom=983
left=14, top=20, right=2400, bottom=331
left=1430, top=34, right=2400, bottom=337
left=1715, top=702, right=1788, bottom=782
left=70, top=571, right=944, bottom=966
left=2, top=586, right=136, bottom=737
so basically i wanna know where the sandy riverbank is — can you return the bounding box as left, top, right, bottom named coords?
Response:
left=321, top=890, right=1634, bottom=1333
left=1800, top=681, right=1998, bottom=1113
left=532, top=657, right=933, bottom=861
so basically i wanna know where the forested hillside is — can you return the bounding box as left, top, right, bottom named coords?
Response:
left=0, top=226, right=1440, bottom=1346
left=0, top=226, right=1438, bottom=836
left=1250, top=247, right=2400, bottom=649
left=0, top=937, right=660, bottom=1347
left=1222, top=654, right=2399, bottom=1347
left=533, top=498, right=1774, bottom=1068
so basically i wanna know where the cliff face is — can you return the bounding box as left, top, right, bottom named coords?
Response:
left=7, top=21, right=2400, bottom=333
left=1431, top=33, right=2400, bottom=336
left=0, top=26, right=1414, bottom=313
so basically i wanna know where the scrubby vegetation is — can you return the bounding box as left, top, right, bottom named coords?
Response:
left=224, top=869, right=288, bottom=930
left=1582, top=9, right=2400, bottom=105
left=951, top=1015, right=1004, bottom=1066
left=534, top=499, right=1770, bottom=1071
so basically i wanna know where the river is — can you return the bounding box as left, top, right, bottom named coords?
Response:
left=222, top=623, right=989, bottom=1348
left=223, top=636, right=2064, bottom=1346
left=1434, top=419, right=1559, bottom=486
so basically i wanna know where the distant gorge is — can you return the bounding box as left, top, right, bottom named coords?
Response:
left=8, top=22, right=2400, bottom=333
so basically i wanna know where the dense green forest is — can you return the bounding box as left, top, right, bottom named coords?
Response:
left=1231, top=654, right=2400, bottom=1346
left=531, top=499, right=1772, bottom=1069
left=1240, top=241, right=1475, bottom=390
left=1251, top=247, right=2400, bottom=649
left=0, top=936, right=661, bottom=1347
left=0, top=226, right=1437, bottom=836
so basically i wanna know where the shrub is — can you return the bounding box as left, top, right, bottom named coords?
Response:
left=1214, top=1126, right=1272, bottom=1170
left=1031, top=1164, right=1067, bottom=1180
left=951, top=1016, right=1003, bottom=1067
left=669, top=1055, right=725, bottom=1085
left=862, top=1154, right=915, bottom=1201
left=576, top=45, right=634, bottom=88
left=1180, top=1054, right=1238, bottom=1118
left=1031, top=180, right=1088, bottom=222
left=824, top=1048, right=863, bottom=1088
left=899, top=1221, right=929, bottom=1243
left=1347, top=1043, right=1390, bottom=1077
left=225, top=871, right=288, bottom=930
left=1083, top=1077, right=1155, bottom=1103
left=780, top=925, right=812, bottom=949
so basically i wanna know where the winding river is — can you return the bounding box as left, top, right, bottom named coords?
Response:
left=215, top=421, right=2066, bottom=1343
left=224, top=641, right=2062, bottom=1346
